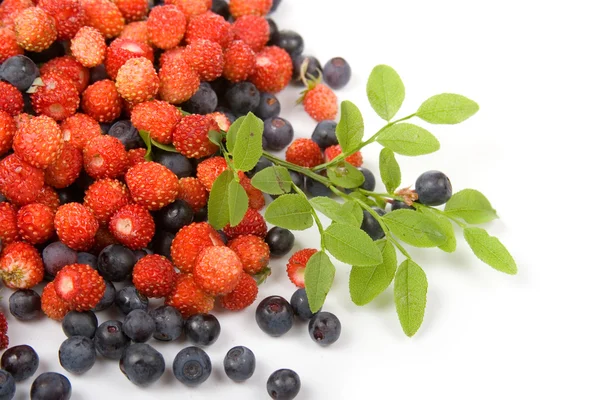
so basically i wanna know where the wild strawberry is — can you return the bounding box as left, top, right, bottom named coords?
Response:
left=165, top=0, right=208, bottom=20
left=115, top=57, right=159, bottom=104
left=125, top=161, right=179, bottom=210
left=158, top=46, right=187, bottom=68
left=71, top=26, right=106, bottom=68
left=113, top=0, right=147, bottom=22
left=209, top=111, right=231, bottom=132
left=165, top=273, right=214, bottom=318
left=186, top=11, right=233, bottom=49
left=41, top=281, right=72, bottom=320
left=147, top=5, right=186, bottom=50
left=232, top=15, right=269, bottom=53
left=223, top=40, right=256, bottom=83
left=0, top=310, right=8, bottom=350
left=119, top=21, right=150, bottom=46
left=239, top=174, right=265, bottom=210
left=109, top=203, right=155, bottom=250
left=30, top=72, right=80, bottom=121
left=0, top=27, right=24, bottom=64
left=0, top=0, right=33, bottom=28
left=81, top=80, right=123, bottom=123
left=196, top=156, right=228, bottom=191
left=223, top=208, right=267, bottom=239
left=177, top=177, right=207, bottom=213
left=13, top=115, right=62, bottom=169
left=302, top=83, right=338, bottom=122
left=194, top=246, right=243, bottom=296
left=0, top=154, right=44, bottom=205
left=228, top=234, right=270, bottom=274
left=170, top=222, right=224, bottom=273
left=60, top=113, right=102, bottom=150
left=54, top=203, right=99, bottom=251
left=16, top=203, right=54, bottom=244
left=54, top=263, right=106, bottom=310
left=83, top=178, right=130, bottom=224
left=324, top=144, right=363, bottom=167
left=251, top=46, right=293, bottom=93
left=91, top=225, right=118, bottom=254
left=286, top=248, right=317, bottom=288
left=158, top=58, right=200, bottom=104
left=83, top=135, right=128, bottom=179
left=0, top=110, right=15, bottom=156
left=172, top=114, right=220, bottom=158
left=0, top=241, right=44, bottom=289
left=37, top=0, right=84, bottom=40
left=132, top=254, right=177, bottom=298
left=0, top=82, right=24, bottom=116
left=183, top=39, right=224, bottom=81
left=127, top=148, right=147, bottom=169
left=105, top=38, right=154, bottom=80
left=39, top=56, right=90, bottom=94
left=285, top=138, right=324, bottom=168
left=0, top=203, right=20, bottom=244
left=80, top=0, right=124, bottom=38
left=220, top=272, right=258, bottom=311
left=14, top=7, right=57, bottom=52
left=44, top=143, right=82, bottom=189
left=35, top=185, right=60, bottom=212
left=229, top=0, right=272, bottom=18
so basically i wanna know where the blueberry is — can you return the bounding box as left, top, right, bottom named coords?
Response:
left=151, top=305, right=184, bottom=341
left=415, top=170, right=452, bottom=206
left=210, top=0, right=230, bottom=19
left=255, top=296, right=294, bottom=337
left=194, top=207, right=208, bottom=222
left=0, top=369, right=16, bottom=400
left=99, top=122, right=111, bottom=133
left=308, top=311, right=342, bottom=346
left=108, top=120, right=144, bottom=150
left=266, top=18, right=278, bottom=42
left=263, top=117, right=294, bottom=151
left=42, top=241, right=77, bottom=277
left=391, top=200, right=415, bottom=211
left=225, top=82, right=260, bottom=115
left=75, top=169, right=94, bottom=192
left=133, top=248, right=153, bottom=262
left=359, top=167, right=376, bottom=191
left=149, top=231, right=175, bottom=260
left=30, top=372, right=71, bottom=400
left=290, top=288, right=318, bottom=321
left=217, top=230, right=228, bottom=245
left=0, top=55, right=39, bottom=91
left=119, top=343, right=165, bottom=387
left=269, top=0, right=282, bottom=13
left=56, top=186, right=83, bottom=205
left=76, top=252, right=97, bottom=269
left=98, top=244, right=136, bottom=282
left=267, top=369, right=301, bottom=400
left=224, top=346, right=255, bottom=382
left=305, top=177, right=332, bottom=197
left=247, top=156, right=274, bottom=178
left=185, top=314, right=221, bottom=346
left=182, top=82, right=218, bottom=115
left=215, top=106, right=236, bottom=124
left=62, top=311, right=98, bottom=338
left=323, top=57, right=352, bottom=89
left=255, top=92, right=281, bottom=120
left=93, top=279, right=116, bottom=311
left=360, top=208, right=385, bottom=240
left=289, top=171, right=305, bottom=189
left=172, top=346, right=212, bottom=386
left=265, top=227, right=295, bottom=257
left=154, top=199, right=194, bottom=233
left=25, top=41, right=65, bottom=64
left=271, top=30, right=303, bottom=57
left=209, top=77, right=230, bottom=102
left=59, top=336, right=96, bottom=374
left=94, top=320, right=130, bottom=360
left=154, top=150, right=194, bottom=178
left=9, top=289, right=41, bottom=321
left=123, top=309, right=155, bottom=343
left=1, top=345, right=39, bottom=382
left=22, top=92, right=35, bottom=114
left=115, top=286, right=149, bottom=315
left=0, top=193, right=6, bottom=202
left=89, top=64, right=108, bottom=83
left=292, top=55, right=322, bottom=83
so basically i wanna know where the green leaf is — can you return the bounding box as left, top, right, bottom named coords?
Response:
left=444, top=189, right=498, bottom=224
left=309, top=197, right=342, bottom=221
left=208, top=170, right=233, bottom=229
left=230, top=113, right=264, bottom=172
left=394, top=259, right=428, bottom=337
left=377, top=123, right=440, bottom=156
left=250, top=166, right=292, bottom=195
left=379, top=148, right=401, bottom=194
left=304, top=251, right=336, bottom=313
left=228, top=180, right=248, bottom=227
left=366, top=65, right=405, bottom=121
left=151, top=139, right=178, bottom=153
left=416, top=93, right=479, bottom=124
left=264, top=194, right=313, bottom=230
left=350, top=239, right=397, bottom=305
left=348, top=191, right=378, bottom=208
left=208, top=129, right=223, bottom=147
left=138, top=130, right=152, bottom=161
left=418, top=207, right=456, bottom=253
left=326, top=162, right=364, bottom=189
left=338, top=201, right=363, bottom=227
left=464, top=227, right=517, bottom=275
left=336, top=101, right=364, bottom=152
left=324, top=223, right=383, bottom=266
left=382, top=209, right=447, bottom=248
left=226, top=116, right=245, bottom=152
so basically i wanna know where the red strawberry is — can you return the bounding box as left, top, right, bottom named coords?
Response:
left=0, top=154, right=45, bottom=205
left=223, top=40, right=256, bottom=83
left=119, top=21, right=150, bottom=46
left=183, top=39, right=224, bottom=81
left=115, top=57, right=159, bottom=104
left=113, top=0, right=147, bottom=22
left=30, top=72, right=80, bottom=121
left=12, top=115, right=62, bottom=169
left=81, top=80, right=123, bottom=123
left=80, top=0, right=124, bottom=38
left=54, top=263, right=106, bottom=310
left=0, top=110, right=15, bottom=156
left=109, top=203, right=155, bottom=250
left=0, top=203, right=20, bottom=244
left=220, top=272, right=258, bottom=311
left=91, top=225, right=118, bottom=254
left=223, top=208, right=267, bottom=239
left=132, top=254, right=177, bottom=298
left=231, top=15, right=269, bottom=53
left=172, top=114, right=220, bottom=158
left=127, top=148, right=147, bottom=169
left=285, top=138, right=324, bottom=168
left=229, top=0, right=272, bottom=18
left=194, top=246, right=243, bottom=296
left=251, top=46, right=293, bottom=93
left=105, top=38, right=154, bottom=80
left=0, top=82, right=24, bottom=116
left=177, top=177, right=208, bottom=213
left=130, top=100, right=181, bottom=145
left=60, top=113, right=102, bottom=150
left=286, top=248, right=317, bottom=288
left=147, top=5, right=186, bottom=50
left=16, top=203, right=54, bottom=244
left=0, top=241, right=44, bottom=289
left=35, top=185, right=60, bottom=212
left=324, top=144, right=363, bottom=167
left=71, top=26, right=106, bottom=68
left=83, top=135, right=128, bottom=179
left=186, top=11, right=233, bottom=49
left=41, top=280, right=72, bottom=320
left=158, top=58, right=200, bottom=104
left=0, top=310, right=8, bottom=350
left=0, top=0, right=34, bottom=29
left=158, top=46, right=187, bottom=68
left=302, top=83, right=338, bottom=122
left=14, top=7, right=57, bottom=52
left=37, top=0, right=84, bottom=40
left=44, top=143, right=82, bottom=189
left=240, top=174, right=265, bottom=210
left=170, top=222, right=224, bottom=273
left=83, top=178, right=130, bottom=224
left=54, top=203, right=99, bottom=251
left=165, top=273, right=214, bottom=318
left=0, top=26, right=24, bottom=64
left=228, top=234, right=270, bottom=274
left=164, top=0, right=208, bottom=20
left=209, top=111, right=231, bottom=132
left=125, top=161, right=179, bottom=210
left=196, top=156, right=227, bottom=191
left=39, top=56, right=90, bottom=94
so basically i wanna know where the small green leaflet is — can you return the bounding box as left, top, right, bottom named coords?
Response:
left=349, top=191, right=377, bottom=208
left=304, top=251, right=336, bottom=313
left=444, top=189, right=498, bottom=224
left=394, top=259, right=428, bottom=337
left=208, top=170, right=233, bottom=229
left=231, top=113, right=264, bottom=172
left=138, top=130, right=152, bottom=161
left=309, top=197, right=363, bottom=227
left=326, top=162, right=364, bottom=188
left=350, top=239, right=397, bottom=306
left=323, top=223, right=382, bottom=266
left=264, top=194, right=313, bottom=230
left=250, top=166, right=292, bottom=195
left=228, top=180, right=248, bottom=227
left=339, top=201, right=363, bottom=227
left=208, top=130, right=223, bottom=146
left=379, top=148, right=401, bottom=194
left=336, top=101, right=364, bottom=153
left=366, top=65, right=405, bottom=121
left=309, top=197, right=342, bottom=220
left=225, top=116, right=246, bottom=152
left=418, top=207, right=456, bottom=253
left=464, top=227, right=517, bottom=275
left=416, top=93, right=479, bottom=125
left=377, top=123, right=440, bottom=156
left=151, top=139, right=178, bottom=153
left=383, top=209, right=447, bottom=248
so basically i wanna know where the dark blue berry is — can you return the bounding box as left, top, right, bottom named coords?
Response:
left=0, top=55, right=40, bottom=91
left=108, top=120, right=144, bottom=150
left=0, top=193, right=6, bottom=202
left=211, top=0, right=230, bottom=19
left=119, top=343, right=165, bottom=387
left=263, top=117, right=294, bottom=151
left=323, top=57, right=352, bottom=89
left=133, top=248, right=153, bottom=262
left=360, top=208, right=385, bottom=241
left=25, top=41, right=65, bottom=64
left=0, top=369, right=16, bottom=400
left=154, top=199, right=194, bottom=233
left=123, top=309, right=155, bottom=343
left=359, top=167, right=376, bottom=191
left=271, top=30, right=303, bottom=57
left=98, top=244, right=136, bottom=282
left=247, top=156, right=273, bottom=178
left=76, top=252, right=97, bottom=269
left=289, top=170, right=304, bottom=189
left=266, top=18, right=278, bottom=42
left=149, top=231, right=175, bottom=260
left=391, top=200, right=415, bottom=211
left=9, top=289, right=41, bottom=321
left=255, top=296, right=294, bottom=337
left=172, top=346, right=211, bottom=386
left=225, top=82, right=260, bottom=115
left=182, top=82, right=218, bottom=115
left=415, top=170, right=452, bottom=206
left=267, top=369, right=301, bottom=400
left=215, top=106, right=236, bottom=124
left=151, top=305, right=184, bottom=341
left=30, top=372, right=71, bottom=400
left=115, top=286, right=149, bottom=315
left=62, top=311, right=98, bottom=338
left=58, top=336, right=96, bottom=374
left=265, top=227, right=295, bottom=257
left=217, top=230, right=228, bottom=245
left=305, top=177, right=332, bottom=197
left=292, top=55, right=322, bottom=83
left=185, top=314, right=221, bottom=346
left=154, top=150, right=194, bottom=178
left=99, top=122, right=111, bottom=134
left=94, top=320, right=130, bottom=360
left=89, top=64, right=109, bottom=83
left=22, top=92, right=35, bottom=114
left=42, top=241, right=77, bottom=277
left=1, top=345, right=39, bottom=382
left=290, top=288, right=318, bottom=320
left=255, top=92, right=281, bottom=120
left=56, top=186, right=83, bottom=205
left=308, top=311, right=342, bottom=346
left=194, top=207, right=208, bottom=222
left=93, top=279, right=116, bottom=312
left=224, top=346, right=255, bottom=382
left=269, top=0, right=282, bottom=13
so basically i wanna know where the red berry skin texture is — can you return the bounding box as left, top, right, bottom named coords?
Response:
left=17, top=203, right=55, bottom=244
left=0, top=203, right=20, bottom=244
left=54, top=263, right=106, bottom=311
left=38, top=0, right=85, bottom=40
left=232, top=15, right=269, bottom=53
left=165, top=273, right=214, bottom=318
left=177, top=178, right=208, bottom=212
left=158, top=58, right=200, bottom=104
left=194, top=246, right=243, bottom=296
left=14, top=7, right=57, bottom=52
left=31, top=72, right=80, bottom=121
left=285, top=138, right=324, bottom=168
left=39, top=55, right=90, bottom=93
left=220, top=273, right=259, bottom=311
left=223, top=40, right=256, bottom=83
left=196, top=156, right=228, bottom=191
left=172, top=114, right=220, bottom=158
left=0, top=241, right=45, bottom=289
left=54, top=203, right=99, bottom=251
left=229, top=0, right=272, bottom=18
left=286, top=248, right=318, bottom=288
left=170, top=222, right=225, bottom=273
left=223, top=208, right=267, bottom=240
left=119, top=21, right=150, bottom=46
left=60, top=113, right=103, bottom=150
left=186, top=11, right=233, bottom=49
left=228, top=234, right=270, bottom=274
left=115, top=57, right=160, bottom=104
left=132, top=254, right=177, bottom=298
left=44, top=143, right=83, bottom=189
left=0, top=154, right=45, bottom=206
left=71, top=26, right=107, bottom=68
left=105, top=38, right=154, bottom=80
left=13, top=114, right=63, bottom=169
left=83, top=135, right=128, bottom=180
left=304, top=84, right=338, bottom=122
left=0, top=27, right=24, bottom=64
left=84, top=178, right=130, bottom=225
left=147, top=5, right=186, bottom=50
left=109, top=203, right=155, bottom=250
left=324, top=144, right=363, bottom=167
left=0, top=111, right=15, bottom=156
left=41, top=281, right=72, bottom=321
left=81, top=80, right=123, bottom=123
left=131, top=100, right=182, bottom=145
left=80, top=0, right=125, bottom=39
left=0, top=82, right=24, bottom=117
left=125, top=161, right=179, bottom=210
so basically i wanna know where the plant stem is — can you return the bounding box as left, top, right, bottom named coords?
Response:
left=262, top=152, right=331, bottom=186
left=358, top=189, right=408, bottom=203
left=292, top=182, right=326, bottom=248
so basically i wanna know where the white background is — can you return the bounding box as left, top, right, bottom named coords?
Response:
left=3, top=0, right=600, bottom=399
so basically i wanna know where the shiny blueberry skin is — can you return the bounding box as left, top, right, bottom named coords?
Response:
left=154, top=150, right=194, bottom=178
left=123, top=309, right=156, bottom=343
left=271, top=30, right=304, bottom=57
left=59, top=336, right=96, bottom=374
left=42, top=242, right=77, bottom=277
left=311, top=120, right=338, bottom=149
left=98, top=244, right=136, bottom=282
left=93, top=279, right=116, bottom=312
left=94, top=320, right=130, bottom=360
left=115, top=286, right=149, bottom=315
left=182, top=82, right=218, bottom=115
left=359, top=167, right=376, bottom=191
left=323, top=57, right=352, bottom=89
left=247, top=156, right=274, bottom=178
left=9, top=289, right=41, bottom=321
left=194, top=207, right=208, bottom=222
left=172, top=346, right=212, bottom=386
left=308, top=312, right=342, bottom=346
left=267, top=18, right=279, bottom=42
left=289, top=171, right=305, bottom=189
left=108, top=120, right=144, bottom=150
left=292, top=55, right=322, bottom=83
left=0, top=369, right=16, bottom=400
left=30, top=372, right=71, bottom=400
left=255, top=92, right=281, bottom=120
left=154, top=200, right=194, bottom=233
left=119, top=343, right=165, bottom=387
left=391, top=200, right=415, bottom=211
left=360, top=208, right=385, bottom=241
left=62, top=311, right=98, bottom=338
left=211, top=0, right=230, bottom=19
left=263, top=117, right=294, bottom=151
left=0, top=55, right=39, bottom=91
left=269, top=0, right=282, bottom=13
left=305, top=177, right=332, bottom=197
left=89, top=64, right=108, bottom=83
left=151, top=306, right=184, bottom=341
left=267, top=369, right=301, bottom=400
left=1, top=345, right=39, bottom=382
left=185, top=314, right=221, bottom=346
left=226, top=82, right=260, bottom=115
left=415, top=170, right=452, bottom=206
left=76, top=252, right=97, bottom=269
left=149, top=231, right=175, bottom=260
left=265, top=227, right=295, bottom=257
left=255, top=296, right=294, bottom=337
left=290, top=288, right=318, bottom=321
left=224, top=346, right=255, bottom=382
